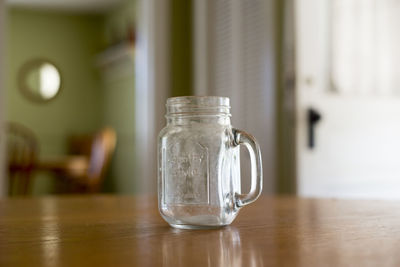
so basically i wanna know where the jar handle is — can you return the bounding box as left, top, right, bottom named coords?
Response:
left=232, top=128, right=263, bottom=207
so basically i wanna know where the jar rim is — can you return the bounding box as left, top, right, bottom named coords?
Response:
left=166, top=96, right=230, bottom=108
left=166, top=96, right=231, bottom=116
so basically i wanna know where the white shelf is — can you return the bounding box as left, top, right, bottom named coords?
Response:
left=96, top=42, right=135, bottom=68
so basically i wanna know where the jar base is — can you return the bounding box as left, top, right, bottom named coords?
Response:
left=170, top=223, right=227, bottom=230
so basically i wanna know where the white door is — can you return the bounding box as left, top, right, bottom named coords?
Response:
left=296, top=0, right=400, bottom=199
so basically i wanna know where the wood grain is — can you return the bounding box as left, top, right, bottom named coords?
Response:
left=1, top=195, right=400, bottom=266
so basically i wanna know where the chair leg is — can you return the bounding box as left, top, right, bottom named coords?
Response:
left=8, top=174, right=15, bottom=196
left=14, top=173, right=24, bottom=196
left=20, top=174, right=27, bottom=195
left=21, top=172, right=33, bottom=195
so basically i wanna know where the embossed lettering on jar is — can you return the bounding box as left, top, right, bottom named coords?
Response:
left=158, top=96, right=262, bottom=229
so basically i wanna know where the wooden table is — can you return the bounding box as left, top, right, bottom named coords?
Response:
left=35, top=156, right=89, bottom=175
left=9, top=156, right=89, bottom=174
left=8, top=156, right=90, bottom=195
left=1, top=195, right=400, bottom=266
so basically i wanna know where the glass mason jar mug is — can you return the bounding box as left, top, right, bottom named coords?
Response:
left=158, top=96, right=262, bottom=229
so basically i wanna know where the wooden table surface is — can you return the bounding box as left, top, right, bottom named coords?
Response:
left=1, top=195, right=400, bottom=267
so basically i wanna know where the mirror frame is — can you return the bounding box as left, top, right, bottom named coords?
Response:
left=17, top=58, right=62, bottom=103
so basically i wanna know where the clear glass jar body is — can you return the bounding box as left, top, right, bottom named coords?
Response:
left=158, top=96, right=262, bottom=229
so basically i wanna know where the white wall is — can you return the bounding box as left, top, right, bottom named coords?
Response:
left=0, top=0, right=6, bottom=197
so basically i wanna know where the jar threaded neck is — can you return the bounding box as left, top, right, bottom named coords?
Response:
left=166, top=96, right=231, bottom=117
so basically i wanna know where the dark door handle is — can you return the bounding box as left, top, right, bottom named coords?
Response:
left=307, top=108, right=321, bottom=149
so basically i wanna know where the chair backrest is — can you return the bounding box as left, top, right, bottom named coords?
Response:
left=6, top=122, right=38, bottom=195
left=86, top=127, right=117, bottom=192
left=68, top=134, right=93, bottom=156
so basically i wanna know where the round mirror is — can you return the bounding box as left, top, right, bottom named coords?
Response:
left=18, top=59, right=62, bottom=103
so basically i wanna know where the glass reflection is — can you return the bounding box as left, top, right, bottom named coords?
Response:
left=161, top=227, right=263, bottom=267
left=39, top=199, right=60, bottom=267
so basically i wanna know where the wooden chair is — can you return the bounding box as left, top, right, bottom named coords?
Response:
left=60, top=127, right=117, bottom=193
left=6, top=122, right=38, bottom=195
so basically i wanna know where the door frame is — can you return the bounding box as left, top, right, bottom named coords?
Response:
left=0, top=0, right=6, bottom=197
left=135, top=0, right=170, bottom=193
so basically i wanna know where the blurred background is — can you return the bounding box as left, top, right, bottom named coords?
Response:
left=0, top=0, right=399, bottom=199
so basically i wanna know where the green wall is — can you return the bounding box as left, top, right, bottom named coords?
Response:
left=100, top=62, right=136, bottom=193
left=100, top=0, right=137, bottom=194
left=104, top=0, right=136, bottom=46
left=7, top=9, right=105, bottom=194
